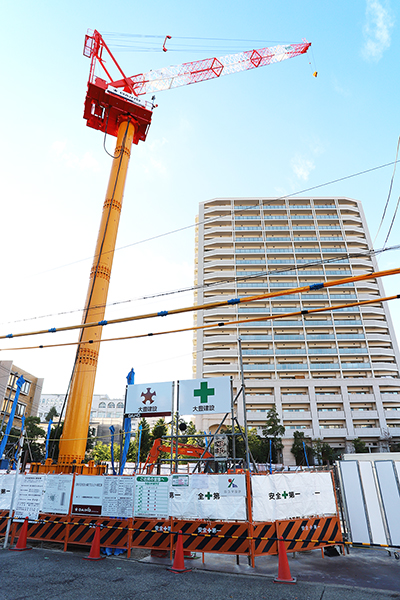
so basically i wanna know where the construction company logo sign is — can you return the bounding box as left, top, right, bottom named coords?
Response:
left=178, top=377, right=231, bottom=416
left=125, top=381, right=173, bottom=417
left=219, top=474, right=246, bottom=497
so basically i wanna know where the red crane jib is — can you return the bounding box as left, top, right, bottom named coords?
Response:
left=83, top=78, right=153, bottom=142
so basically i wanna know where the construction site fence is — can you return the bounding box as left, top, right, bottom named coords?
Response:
left=0, top=469, right=344, bottom=562
left=0, top=511, right=343, bottom=561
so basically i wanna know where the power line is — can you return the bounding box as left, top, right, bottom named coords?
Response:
left=2, top=267, right=400, bottom=345
left=3, top=293, right=399, bottom=353
left=3, top=242, right=400, bottom=329
left=3, top=158, right=400, bottom=328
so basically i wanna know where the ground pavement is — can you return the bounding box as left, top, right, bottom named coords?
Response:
left=0, top=545, right=399, bottom=600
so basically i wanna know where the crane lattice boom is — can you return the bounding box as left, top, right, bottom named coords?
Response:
left=111, top=41, right=311, bottom=96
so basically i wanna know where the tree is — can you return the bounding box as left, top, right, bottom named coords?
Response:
left=151, top=418, right=168, bottom=443
left=312, top=438, right=340, bottom=465
left=352, top=437, right=368, bottom=454
left=45, top=406, right=59, bottom=422
left=262, top=407, right=285, bottom=463
left=91, top=442, right=111, bottom=462
left=291, top=431, right=313, bottom=466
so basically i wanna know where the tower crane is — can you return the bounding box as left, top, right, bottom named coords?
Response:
left=39, top=31, right=311, bottom=473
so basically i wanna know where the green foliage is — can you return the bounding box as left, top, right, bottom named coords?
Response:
left=352, top=437, right=368, bottom=454
left=291, top=431, right=313, bottom=465
left=312, top=438, right=340, bottom=465
left=151, top=418, right=168, bottom=442
left=262, top=407, right=285, bottom=463
left=91, top=442, right=114, bottom=462
left=45, top=406, right=58, bottom=422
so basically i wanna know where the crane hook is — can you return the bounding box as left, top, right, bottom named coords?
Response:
left=163, top=35, right=171, bottom=52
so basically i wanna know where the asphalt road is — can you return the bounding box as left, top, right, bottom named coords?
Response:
left=1, top=547, right=399, bottom=600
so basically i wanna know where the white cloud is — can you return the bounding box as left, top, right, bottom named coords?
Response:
left=291, top=156, right=315, bottom=181
left=51, top=140, right=67, bottom=156
left=50, top=141, right=101, bottom=172
left=362, top=0, right=394, bottom=62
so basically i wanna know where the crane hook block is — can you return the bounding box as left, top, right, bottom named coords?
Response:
left=163, top=35, right=171, bottom=52
left=313, top=71, right=318, bottom=77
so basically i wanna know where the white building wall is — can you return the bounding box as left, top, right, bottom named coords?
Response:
left=194, top=197, right=400, bottom=460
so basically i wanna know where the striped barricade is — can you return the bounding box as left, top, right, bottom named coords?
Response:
left=253, top=522, right=278, bottom=555
left=276, top=515, right=343, bottom=553
left=66, top=517, right=131, bottom=555
left=172, top=520, right=251, bottom=556
left=131, top=519, right=171, bottom=551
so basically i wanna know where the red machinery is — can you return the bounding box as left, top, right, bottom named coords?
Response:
left=82, top=30, right=311, bottom=140
left=142, top=438, right=214, bottom=473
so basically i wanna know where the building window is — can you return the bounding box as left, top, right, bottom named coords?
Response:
left=108, top=402, right=115, bottom=409
left=20, top=381, right=31, bottom=395
left=98, top=402, right=106, bottom=408
left=117, top=402, right=124, bottom=409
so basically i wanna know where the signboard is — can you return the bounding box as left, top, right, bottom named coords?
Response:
left=252, top=472, right=337, bottom=522
left=169, top=474, right=246, bottom=521
left=71, top=475, right=104, bottom=516
left=42, top=475, right=73, bottom=515
left=0, top=473, right=22, bottom=511
left=14, top=474, right=46, bottom=521
left=178, top=377, right=231, bottom=416
left=102, top=476, right=135, bottom=519
left=214, top=434, right=228, bottom=459
left=125, top=381, right=173, bottom=418
left=133, top=475, right=170, bottom=519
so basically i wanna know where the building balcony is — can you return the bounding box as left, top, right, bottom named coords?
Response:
left=353, top=427, right=382, bottom=437
left=203, top=364, right=239, bottom=374
left=282, top=410, right=312, bottom=420
left=317, top=410, right=345, bottom=419
left=351, top=410, right=378, bottom=419
left=283, top=428, right=313, bottom=436
left=203, top=334, right=240, bottom=344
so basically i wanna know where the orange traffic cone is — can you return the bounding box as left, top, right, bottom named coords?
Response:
left=274, top=536, right=297, bottom=584
left=83, top=523, right=106, bottom=561
left=167, top=530, right=192, bottom=573
left=10, top=517, right=32, bottom=551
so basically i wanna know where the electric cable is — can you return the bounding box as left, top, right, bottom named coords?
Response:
left=373, top=135, right=400, bottom=244
left=2, top=266, right=399, bottom=342
left=25, top=157, right=400, bottom=282
left=2, top=242, right=400, bottom=330
left=2, top=158, right=400, bottom=329
left=2, top=293, right=399, bottom=353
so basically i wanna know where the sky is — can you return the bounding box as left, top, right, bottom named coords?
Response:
left=1, top=0, right=400, bottom=400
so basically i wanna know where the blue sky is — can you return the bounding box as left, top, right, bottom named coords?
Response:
left=1, top=1, right=399, bottom=397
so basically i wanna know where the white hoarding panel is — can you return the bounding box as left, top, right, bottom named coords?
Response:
left=102, top=476, right=135, bottom=519
left=71, top=475, right=104, bottom=516
left=339, top=461, right=370, bottom=544
left=14, top=474, right=46, bottom=521
left=169, top=474, right=246, bottom=521
left=178, top=377, right=231, bottom=416
left=134, top=475, right=170, bottom=519
left=0, top=474, right=23, bottom=510
left=252, top=472, right=336, bottom=522
left=42, top=475, right=73, bottom=515
left=125, top=381, right=173, bottom=417
left=375, top=461, right=400, bottom=546
left=395, top=461, right=400, bottom=486
left=358, top=462, right=387, bottom=546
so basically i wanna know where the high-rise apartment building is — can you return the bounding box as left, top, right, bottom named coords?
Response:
left=193, top=197, right=400, bottom=462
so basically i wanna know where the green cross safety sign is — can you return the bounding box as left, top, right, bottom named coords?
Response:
left=178, top=376, right=231, bottom=416
left=194, top=381, right=215, bottom=404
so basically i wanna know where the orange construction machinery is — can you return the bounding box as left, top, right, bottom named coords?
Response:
left=142, top=438, right=214, bottom=474
left=31, top=31, right=311, bottom=473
